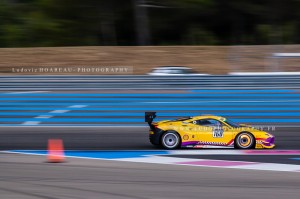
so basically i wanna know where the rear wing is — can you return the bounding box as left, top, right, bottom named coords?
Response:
left=145, top=112, right=156, bottom=126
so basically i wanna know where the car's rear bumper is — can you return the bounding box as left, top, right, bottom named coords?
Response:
left=149, top=128, right=164, bottom=145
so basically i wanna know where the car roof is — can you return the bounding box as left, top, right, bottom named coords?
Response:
left=187, top=115, right=226, bottom=121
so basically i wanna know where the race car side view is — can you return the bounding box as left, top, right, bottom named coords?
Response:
left=145, top=112, right=275, bottom=149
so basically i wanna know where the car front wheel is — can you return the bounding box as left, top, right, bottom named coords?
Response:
left=235, top=132, right=255, bottom=149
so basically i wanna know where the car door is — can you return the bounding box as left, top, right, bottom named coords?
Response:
left=192, top=119, right=234, bottom=146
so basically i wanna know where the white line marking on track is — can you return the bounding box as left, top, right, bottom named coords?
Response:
left=34, top=115, right=52, bottom=119
left=49, top=110, right=69, bottom=113
left=228, top=163, right=300, bottom=172
left=22, top=121, right=40, bottom=125
left=68, top=105, right=87, bottom=108
left=21, top=105, right=88, bottom=126
left=118, top=156, right=300, bottom=172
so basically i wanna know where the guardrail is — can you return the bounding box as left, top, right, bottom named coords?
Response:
left=1, top=75, right=300, bottom=90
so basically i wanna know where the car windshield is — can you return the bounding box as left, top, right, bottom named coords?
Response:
left=223, top=119, right=240, bottom=128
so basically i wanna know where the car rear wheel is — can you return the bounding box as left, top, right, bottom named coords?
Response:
left=161, top=131, right=181, bottom=149
left=235, top=132, right=255, bottom=149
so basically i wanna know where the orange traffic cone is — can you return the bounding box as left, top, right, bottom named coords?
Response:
left=47, top=139, right=65, bottom=163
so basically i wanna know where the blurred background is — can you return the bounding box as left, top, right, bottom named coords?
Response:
left=2, top=0, right=300, bottom=46
left=0, top=0, right=300, bottom=73
left=1, top=3, right=300, bottom=196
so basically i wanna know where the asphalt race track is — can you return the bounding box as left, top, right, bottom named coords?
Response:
left=1, top=125, right=300, bottom=198
left=1, top=152, right=299, bottom=199
left=1, top=153, right=300, bottom=199
left=0, top=126, right=299, bottom=150
left=1, top=75, right=300, bottom=198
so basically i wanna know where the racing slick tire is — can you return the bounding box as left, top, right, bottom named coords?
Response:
left=234, top=132, right=255, bottom=149
left=161, top=131, right=181, bottom=149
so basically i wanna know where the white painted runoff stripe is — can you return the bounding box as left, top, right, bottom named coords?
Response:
left=230, top=163, right=300, bottom=172
left=34, top=115, right=52, bottom=119
left=68, top=105, right=87, bottom=108
left=49, top=110, right=69, bottom=114
left=22, top=121, right=40, bottom=125
left=21, top=105, right=88, bottom=126
left=117, top=155, right=300, bottom=172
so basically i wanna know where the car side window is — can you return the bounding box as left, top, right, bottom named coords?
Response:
left=207, top=119, right=223, bottom=126
left=193, top=119, right=222, bottom=127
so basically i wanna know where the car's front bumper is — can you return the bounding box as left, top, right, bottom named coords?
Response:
left=256, top=136, right=275, bottom=149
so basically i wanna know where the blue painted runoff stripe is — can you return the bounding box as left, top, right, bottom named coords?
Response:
left=1, top=107, right=300, bottom=111
left=2, top=102, right=300, bottom=106
left=3, top=93, right=298, bottom=97
left=1, top=118, right=300, bottom=122
left=4, top=101, right=300, bottom=105
left=1, top=112, right=300, bottom=117
left=2, top=100, right=300, bottom=106
left=8, top=150, right=169, bottom=159
left=291, top=158, right=300, bottom=160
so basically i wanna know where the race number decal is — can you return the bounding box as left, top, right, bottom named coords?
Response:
left=212, top=127, right=224, bottom=138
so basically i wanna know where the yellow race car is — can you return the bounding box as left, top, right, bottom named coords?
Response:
left=145, top=112, right=275, bottom=149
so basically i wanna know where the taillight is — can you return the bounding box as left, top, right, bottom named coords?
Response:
left=150, top=124, right=158, bottom=131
